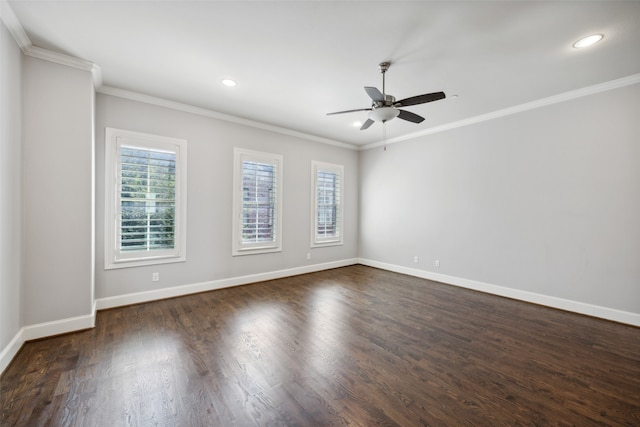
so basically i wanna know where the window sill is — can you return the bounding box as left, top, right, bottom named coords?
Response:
left=105, top=254, right=186, bottom=270
left=311, top=240, right=343, bottom=248
left=232, top=246, right=282, bottom=257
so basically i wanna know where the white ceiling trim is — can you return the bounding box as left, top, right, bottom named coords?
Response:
left=24, top=46, right=103, bottom=88
left=5, top=0, right=637, bottom=152
left=362, top=73, right=640, bottom=151
left=97, top=86, right=356, bottom=150
left=1, top=1, right=102, bottom=88
left=0, top=0, right=29, bottom=50
left=4, top=2, right=346, bottom=149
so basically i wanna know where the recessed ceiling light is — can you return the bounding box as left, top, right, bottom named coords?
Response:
left=222, top=79, right=237, bottom=87
left=573, top=34, right=603, bottom=49
left=353, top=121, right=362, bottom=127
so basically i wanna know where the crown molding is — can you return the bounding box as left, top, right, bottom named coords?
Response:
left=3, top=0, right=347, bottom=150
left=2, top=1, right=346, bottom=150
left=23, top=45, right=103, bottom=87
left=361, top=73, right=640, bottom=151
left=9, top=0, right=634, bottom=152
left=1, top=1, right=102, bottom=88
left=0, top=0, right=30, bottom=50
left=98, top=86, right=357, bottom=150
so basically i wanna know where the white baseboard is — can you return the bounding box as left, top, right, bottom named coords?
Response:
left=5, top=257, right=634, bottom=375
left=358, top=258, right=640, bottom=327
left=21, top=312, right=96, bottom=341
left=1, top=259, right=357, bottom=374
left=0, top=310, right=95, bottom=374
left=95, top=258, right=359, bottom=310
left=0, top=328, right=25, bottom=374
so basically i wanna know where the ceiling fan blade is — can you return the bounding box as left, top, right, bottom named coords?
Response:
left=360, top=118, right=375, bottom=130
left=327, top=108, right=372, bottom=116
left=364, top=87, right=384, bottom=102
left=394, top=91, right=446, bottom=107
left=397, top=109, right=425, bottom=123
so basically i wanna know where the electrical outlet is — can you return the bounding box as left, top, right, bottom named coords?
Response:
left=413, top=256, right=419, bottom=264
left=435, top=260, right=440, bottom=268
left=306, top=253, right=311, bottom=260
left=152, top=272, right=160, bottom=282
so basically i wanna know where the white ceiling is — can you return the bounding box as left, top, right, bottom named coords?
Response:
left=8, top=1, right=640, bottom=147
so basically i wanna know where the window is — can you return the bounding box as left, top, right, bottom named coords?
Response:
left=311, top=161, right=343, bottom=247
left=233, top=148, right=283, bottom=255
left=105, top=128, right=187, bottom=269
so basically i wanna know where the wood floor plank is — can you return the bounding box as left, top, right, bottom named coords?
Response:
left=2, top=265, right=639, bottom=426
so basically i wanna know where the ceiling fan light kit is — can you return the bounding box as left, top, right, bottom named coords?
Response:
left=369, top=107, right=400, bottom=123
left=327, top=61, right=446, bottom=130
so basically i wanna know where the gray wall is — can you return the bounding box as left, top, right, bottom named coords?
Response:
left=22, top=56, right=95, bottom=325
left=95, top=94, right=359, bottom=299
left=359, top=83, right=640, bottom=314
left=0, top=20, right=22, bottom=352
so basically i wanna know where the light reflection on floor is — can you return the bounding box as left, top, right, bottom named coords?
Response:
left=222, top=286, right=352, bottom=389
left=307, top=286, right=349, bottom=377
left=107, top=332, right=190, bottom=422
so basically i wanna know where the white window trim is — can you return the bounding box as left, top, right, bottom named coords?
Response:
left=232, top=148, right=283, bottom=256
left=104, top=127, right=187, bottom=269
left=311, top=161, right=344, bottom=248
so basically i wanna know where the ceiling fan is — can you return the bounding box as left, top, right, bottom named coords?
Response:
left=327, top=62, right=446, bottom=130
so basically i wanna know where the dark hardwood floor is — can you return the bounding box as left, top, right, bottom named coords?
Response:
left=1, top=265, right=639, bottom=426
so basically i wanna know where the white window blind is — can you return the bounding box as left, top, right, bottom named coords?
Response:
left=242, top=160, right=277, bottom=243
left=119, top=146, right=176, bottom=252
left=316, top=170, right=340, bottom=238
left=311, top=161, right=344, bottom=247
left=233, top=149, right=283, bottom=255
left=105, top=128, right=187, bottom=269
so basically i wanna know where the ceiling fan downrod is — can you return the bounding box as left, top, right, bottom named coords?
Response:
left=378, top=61, right=390, bottom=98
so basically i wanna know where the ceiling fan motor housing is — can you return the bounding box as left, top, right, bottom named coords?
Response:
left=377, top=94, right=396, bottom=107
